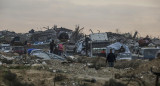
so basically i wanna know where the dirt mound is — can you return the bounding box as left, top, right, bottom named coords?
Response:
left=118, top=58, right=160, bottom=86
left=133, top=58, right=160, bottom=74
left=114, top=60, right=145, bottom=69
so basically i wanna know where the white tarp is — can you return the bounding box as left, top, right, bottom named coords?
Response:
left=30, top=49, right=51, bottom=60
left=106, top=42, right=132, bottom=60
left=76, top=41, right=83, bottom=53
left=30, top=49, right=66, bottom=60
left=106, top=42, right=131, bottom=54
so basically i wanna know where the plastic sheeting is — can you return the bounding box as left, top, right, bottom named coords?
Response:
left=30, top=49, right=66, bottom=61
left=49, top=53, right=66, bottom=61
left=106, top=42, right=132, bottom=60
left=27, top=48, right=36, bottom=55
left=76, top=41, right=84, bottom=53
left=30, top=49, right=51, bottom=60
left=106, top=42, right=131, bottom=54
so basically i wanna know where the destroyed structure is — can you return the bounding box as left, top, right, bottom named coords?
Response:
left=1, top=26, right=160, bottom=60
left=0, top=26, right=160, bottom=86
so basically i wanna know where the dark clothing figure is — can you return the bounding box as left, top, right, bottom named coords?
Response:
left=119, top=46, right=125, bottom=53
left=50, top=40, right=56, bottom=53
left=107, top=53, right=116, bottom=62
left=106, top=49, right=116, bottom=67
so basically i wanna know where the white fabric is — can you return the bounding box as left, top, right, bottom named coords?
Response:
left=106, top=42, right=131, bottom=54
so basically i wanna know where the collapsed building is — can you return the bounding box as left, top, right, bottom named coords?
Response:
left=0, top=27, right=160, bottom=60
left=1, top=28, right=160, bottom=86
left=76, top=33, right=109, bottom=57
left=89, top=33, right=109, bottom=57
left=0, top=30, right=17, bottom=43
left=30, top=29, right=56, bottom=43
left=30, top=26, right=73, bottom=44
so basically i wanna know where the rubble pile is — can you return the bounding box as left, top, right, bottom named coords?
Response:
left=0, top=51, right=160, bottom=86
left=114, top=59, right=146, bottom=69
left=131, top=58, right=160, bottom=74
left=1, top=27, right=160, bottom=86
left=113, top=58, right=160, bottom=86
left=107, top=32, right=133, bottom=44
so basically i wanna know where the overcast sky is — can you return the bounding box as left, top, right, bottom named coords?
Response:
left=0, top=0, right=160, bottom=37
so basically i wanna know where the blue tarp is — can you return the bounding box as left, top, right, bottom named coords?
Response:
left=27, top=48, right=36, bottom=54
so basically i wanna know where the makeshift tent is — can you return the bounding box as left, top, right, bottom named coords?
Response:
left=106, top=42, right=132, bottom=60
left=106, top=42, right=130, bottom=54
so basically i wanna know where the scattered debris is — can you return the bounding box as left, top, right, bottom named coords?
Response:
left=54, top=74, right=67, bottom=82
left=104, top=79, right=127, bottom=86
left=0, top=27, right=160, bottom=86
left=0, top=61, right=2, bottom=65
left=30, top=49, right=51, bottom=60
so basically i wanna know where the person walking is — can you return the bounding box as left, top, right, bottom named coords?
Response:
left=106, top=49, right=116, bottom=67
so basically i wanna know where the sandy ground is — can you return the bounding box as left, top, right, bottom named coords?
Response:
left=0, top=54, right=160, bottom=86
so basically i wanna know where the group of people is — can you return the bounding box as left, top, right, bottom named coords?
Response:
left=50, top=40, right=120, bottom=67
left=50, top=40, right=64, bottom=56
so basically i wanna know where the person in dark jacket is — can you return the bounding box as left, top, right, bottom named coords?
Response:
left=119, top=46, right=125, bottom=53
left=50, top=40, right=56, bottom=53
left=106, top=49, right=116, bottom=67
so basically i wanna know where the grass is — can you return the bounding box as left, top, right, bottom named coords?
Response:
left=8, top=65, right=31, bottom=70
left=0, top=58, right=13, bottom=64
left=114, top=60, right=144, bottom=69
left=54, top=74, right=67, bottom=82
left=3, top=70, right=34, bottom=86
left=104, top=79, right=127, bottom=86
left=0, top=66, right=34, bottom=86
